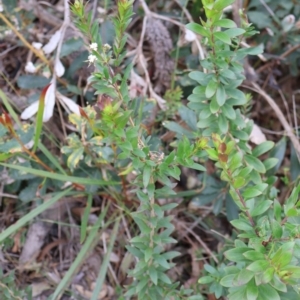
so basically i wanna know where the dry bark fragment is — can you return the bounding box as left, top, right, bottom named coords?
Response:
left=145, top=18, right=175, bottom=94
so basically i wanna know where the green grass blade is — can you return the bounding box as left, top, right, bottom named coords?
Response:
left=38, top=141, right=66, bottom=174
left=91, top=217, right=120, bottom=300
left=51, top=203, right=110, bottom=300
left=0, top=89, right=22, bottom=127
left=33, top=86, right=47, bottom=152
left=0, top=188, right=72, bottom=243
left=0, top=163, right=120, bottom=186
left=80, top=193, right=93, bottom=243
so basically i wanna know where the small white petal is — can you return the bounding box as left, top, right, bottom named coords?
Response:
left=54, top=59, right=65, bottom=77
left=58, top=94, right=80, bottom=115
left=97, top=7, right=106, bottom=14
left=43, top=82, right=56, bottom=122
left=249, top=123, right=267, bottom=145
left=43, top=29, right=62, bottom=54
left=89, top=43, right=98, bottom=51
left=32, top=42, right=43, bottom=50
left=0, top=5, right=3, bottom=12
left=266, top=28, right=274, bottom=36
left=87, top=54, right=97, bottom=64
left=25, top=61, right=36, bottom=73
left=24, top=140, right=34, bottom=149
left=223, top=5, right=232, bottom=12
left=21, top=101, right=39, bottom=120
left=282, top=14, right=295, bottom=32
left=184, top=29, right=196, bottom=42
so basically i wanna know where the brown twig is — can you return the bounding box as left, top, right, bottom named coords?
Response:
left=251, top=82, right=300, bottom=161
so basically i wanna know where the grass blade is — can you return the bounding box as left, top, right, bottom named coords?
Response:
left=80, top=193, right=93, bottom=243
left=0, top=163, right=120, bottom=186
left=33, top=84, right=48, bottom=152
left=0, top=89, right=22, bottom=127
left=38, top=141, right=66, bottom=174
left=0, top=188, right=72, bottom=243
left=51, top=203, right=110, bottom=300
left=91, top=217, right=120, bottom=300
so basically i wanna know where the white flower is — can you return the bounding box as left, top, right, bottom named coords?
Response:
left=184, top=29, right=196, bottom=42
left=21, top=79, right=81, bottom=122
left=54, top=58, right=65, bottom=77
left=32, top=42, right=43, bottom=50
left=89, top=43, right=98, bottom=51
left=21, top=80, right=56, bottom=122
left=87, top=54, right=97, bottom=65
left=282, top=14, right=295, bottom=32
left=0, top=3, right=3, bottom=12
left=56, top=93, right=80, bottom=116
left=103, top=43, right=111, bottom=52
left=43, top=29, right=62, bottom=54
left=25, top=61, right=36, bottom=73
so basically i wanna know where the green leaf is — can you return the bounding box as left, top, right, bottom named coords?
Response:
left=257, top=284, right=280, bottom=300
left=263, top=158, right=279, bottom=171
left=143, top=165, right=152, bottom=188
left=213, top=0, right=236, bottom=11
left=242, top=187, right=262, bottom=199
left=231, top=219, right=253, bottom=231
left=204, top=264, right=217, bottom=274
left=218, top=114, right=228, bottom=133
left=233, top=177, right=246, bottom=189
left=290, top=142, right=300, bottom=181
left=229, top=152, right=243, bottom=171
left=213, top=19, right=237, bottom=28
left=198, top=276, right=214, bottom=284
left=186, top=23, right=209, bottom=37
left=209, top=97, right=220, bottom=113
left=266, top=137, right=286, bottom=176
left=206, top=148, right=219, bottom=160
left=213, top=31, right=231, bottom=45
left=251, top=200, right=272, bottom=216
left=206, top=79, right=218, bottom=98
left=144, top=247, right=152, bottom=263
left=17, top=75, right=51, bottom=89
left=247, top=260, right=269, bottom=273
left=236, top=269, right=254, bottom=285
left=252, top=141, right=274, bottom=157
left=67, top=147, right=84, bottom=171
left=224, top=247, right=249, bottom=262
left=199, top=106, right=212, bottom=119
left=245, top=155, right=266, bottom=173
left=225, top=28, right=246, bottom=37
left=220, top=274, right=235, bottom=287
left=189, top=71, right=208, bottom=84
left=243, top=250, right=265, bottom=261
left=189, top=162, right=206, bottom=171
left=156, top=273, right=171, bottom=285
left=246, top=281, right=258, bottom=300
left=222, top=103, right=236, bottom=120
left=220, top=69, right=236, bottom=80
left=216, top=84, right=226, bottom=106
left=270, top=275, right=287, bottom=293
left=149, top=266, right=158, bottom=285
left=163, top=121, right=194, bottom=138
left=60, top=37, right=84, bottom=57
left=226, top=89, right=247, bottom=104
left=261, top=267, right=274, bottom=284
